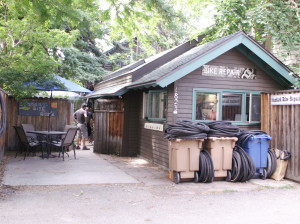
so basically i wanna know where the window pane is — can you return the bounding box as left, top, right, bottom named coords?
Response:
left=150, top=92, right=159, bottom=118
left=196, top=93, right=218, bottom=120
left=149, top=91, right=166, bottom=119
left=222, top=94, right=242, bottom=121
left=162, top=92, right=167, bottom=118
left=251, top=95, right=261, bottom=122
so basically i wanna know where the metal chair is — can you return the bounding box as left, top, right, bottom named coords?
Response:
left=51, top=125, right=77, bottom=151
left=14, top=126, right=42, bottom=160
left=21, top=124, right=38, bottom=141
left=50, top=127, right=77, bottom=161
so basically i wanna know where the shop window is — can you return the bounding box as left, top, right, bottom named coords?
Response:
left=146, top=90, right=167, bottom=121
left=222, top=93, right=242, bottom=121
left=196, top=92, right=218, bottom=120
left=194, top=89, right=260, bottom=124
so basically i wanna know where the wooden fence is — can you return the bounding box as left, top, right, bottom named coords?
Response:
left=261, top=90, right=300, bottom=182
left=0, top=89, right=8, bottom=161
left=5, top=97, right=73, bottom=151
left=93, top=99, right=124, bottom=155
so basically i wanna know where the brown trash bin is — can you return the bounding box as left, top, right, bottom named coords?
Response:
left=168, top=139, right=204, bottom=184
left=204, top=137, right=238, bottom=179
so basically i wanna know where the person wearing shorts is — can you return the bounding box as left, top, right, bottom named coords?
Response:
left=73, top=103, right=89, bottom=150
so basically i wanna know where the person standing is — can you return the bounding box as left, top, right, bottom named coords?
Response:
left=73, top=103, right=89, bottom=150
left=85, top=107, right=94, bottom=143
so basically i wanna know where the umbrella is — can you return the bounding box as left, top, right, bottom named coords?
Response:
left=26, top=75, right=91, bottom=131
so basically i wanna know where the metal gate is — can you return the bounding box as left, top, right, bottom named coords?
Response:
left=93, top=99, right=124, bottom=155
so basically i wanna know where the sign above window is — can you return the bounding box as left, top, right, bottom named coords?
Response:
left=202, top=65, right=256, bottom=79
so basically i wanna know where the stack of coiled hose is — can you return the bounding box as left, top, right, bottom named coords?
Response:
left=198, top=150, right=214, bottom=183
left=164, top=120, right=209, bottom=140
left=206, top=121, right=240, bottom=137
left=229, top=146, right=256, bottom=182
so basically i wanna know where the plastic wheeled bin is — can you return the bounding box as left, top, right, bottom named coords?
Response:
left=241, top=134, right=272, bottom=179
left=168, top=139, right=204, bottom=184
left=204, top=137, right=238, bottom=180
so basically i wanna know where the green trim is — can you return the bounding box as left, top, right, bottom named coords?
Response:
left=147, top=90, right=167, bottom=121
left=157, top=35, right=245, bottom=87
left=155, top=33, right=295, bottom=88
left=236, top=45, right=295, bottom=87
left=241, top=38, right=296, bottom=84
left=192, top=88, right=261, bottom=125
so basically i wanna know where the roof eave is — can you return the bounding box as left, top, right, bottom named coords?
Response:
left=156, top=32, right=297, bottom=87
left=126, top=81, right=158, bottom=90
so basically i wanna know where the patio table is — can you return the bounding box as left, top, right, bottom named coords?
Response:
left=27, top=131, right=67, bottom=158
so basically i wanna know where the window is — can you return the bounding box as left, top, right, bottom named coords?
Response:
left=146, top=90, right=167, bottom=121
left=193, top=88, right=260, bottom=124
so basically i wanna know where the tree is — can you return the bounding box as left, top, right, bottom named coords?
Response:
left=99, top=0, right=190, bottom=65
left=196, top=0, right=300, bottom=75
left=0, top=0, right=191, bottom=97
left=0, top=0, right=94, bottom=99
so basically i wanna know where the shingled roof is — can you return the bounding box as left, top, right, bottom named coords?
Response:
left=88, top=31, right=297, bottom=98
left=128, top=31, right=297, bottom=89
left=128, top=32, right=239, bottom=88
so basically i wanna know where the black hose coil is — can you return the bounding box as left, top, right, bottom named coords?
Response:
left=229, top=146, right=256, bottom=182
left=206, top=121, right=240, bottom=137
left=165, top=120, right=209, bottom=140
left=198, top=150, right=214, bottom=183
left=267, top=149, right=277, bottom=178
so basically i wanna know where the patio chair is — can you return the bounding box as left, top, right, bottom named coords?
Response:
left=14, top=126, right=43, bottom=160
left=51, top=125, right=77, bottom=151
left=22, top=123, right=38, bottom=141
left=49, top=127, right=77, bottom=161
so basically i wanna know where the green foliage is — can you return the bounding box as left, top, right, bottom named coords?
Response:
left=0, top=0, right=86, bottom=98
left=102, top=0, right=189, bottom=55
left=58, top=47, right=107, bottom=84
left=1, top=0, right=190, bottom=98
left=195, top=0, right=300, bottom=86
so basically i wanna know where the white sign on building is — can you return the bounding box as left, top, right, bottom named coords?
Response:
left=271, top=94, right=300, bottom=105
left=202, top=65, right=256, bottom=79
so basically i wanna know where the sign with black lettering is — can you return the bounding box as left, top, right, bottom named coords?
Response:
left=19, top=101, right=58, bottom=116
left=202, top=65, right=256, bottom=79
left=271, top=94, right=300, bottom=105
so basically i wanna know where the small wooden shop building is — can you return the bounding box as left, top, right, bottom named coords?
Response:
left=88, top=31, right=298, bottom=168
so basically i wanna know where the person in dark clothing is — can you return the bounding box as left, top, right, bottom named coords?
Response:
left=73, top=103, right=89, bottom=150
left=85, top=107, right=94, bottom=143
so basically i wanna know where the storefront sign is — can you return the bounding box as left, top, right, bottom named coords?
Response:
left=271, top=94, right=300, bottom=105
left=202, top=65, right=256, bottom=79
left=19, top=101, right=58, bottom=116
left=144, top=123, right=164, bottom=132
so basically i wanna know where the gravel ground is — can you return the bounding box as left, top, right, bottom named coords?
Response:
left=1, top=153, right=300, bottom=224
